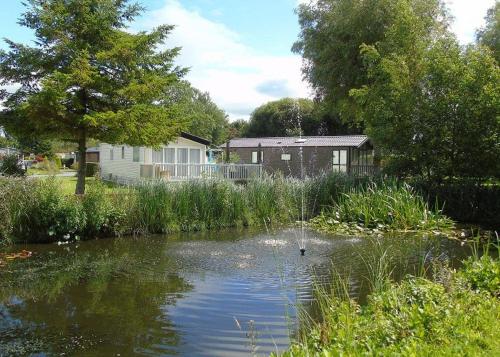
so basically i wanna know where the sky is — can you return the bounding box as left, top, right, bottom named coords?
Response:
left=0, top=0, right=496, bottom=120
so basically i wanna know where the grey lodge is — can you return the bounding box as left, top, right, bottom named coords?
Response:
left=221, top=135, right=377, bottom=177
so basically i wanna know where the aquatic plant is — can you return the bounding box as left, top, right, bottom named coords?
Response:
left=278, top=245, right=500, bottom=356
left=309, top=181, right=454, bottom=235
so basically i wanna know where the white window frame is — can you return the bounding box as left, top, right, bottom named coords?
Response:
left=281, top=153, right=291, bottom=161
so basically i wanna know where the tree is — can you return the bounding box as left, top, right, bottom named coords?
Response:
left=477, top=2, right=500, bottom=63
left=0, top=0, right=187, bottom=194
left=227, top=119, right=249, bottom=139
left=351, top=37, right=500, bottom=180
left=164, top=81, right=229, bottom=145
left=293, top=0, right=449, bottom=126
left=245, top=98, right=321, bottom=137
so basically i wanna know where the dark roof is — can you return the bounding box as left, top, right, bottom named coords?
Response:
left=221, top=135, right=369, bottom=149
left=181, top=132, right=210, bottom=146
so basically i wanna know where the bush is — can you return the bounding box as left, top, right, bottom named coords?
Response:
left=459, top=254, right=500, bottom=297
left=81, top=181, right=127, bottom=237
left=413, top=180, right=500, bottom=228
left=33, top=158, right=59, bottom=174
left=10, top=179, right=85, bottom=243
left=280, top=255, right=500, bottom=356
left=85, top=162, right=99, bottom=177
left=53, top=156, right=62, bottom=169
left=0, top=154, right=24, bottom=176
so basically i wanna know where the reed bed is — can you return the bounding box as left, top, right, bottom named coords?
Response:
left=0, top=174, right=453, bottom=244
left=310, top=181, right=454, bottom=235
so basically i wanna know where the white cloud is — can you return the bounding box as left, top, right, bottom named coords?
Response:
left=138, top=0, right=310, bottom=120
left=445, top=0, right=496, bottom=44
left=136, top=0, right=494, bottom=120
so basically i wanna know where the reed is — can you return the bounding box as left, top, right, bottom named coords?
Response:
left=310, top=180, right=454, bottom=235
left=278, top=241, right=500, bottom=356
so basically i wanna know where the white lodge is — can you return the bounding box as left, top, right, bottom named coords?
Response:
left=99, top=132, right=262, bottom=183
left=100, top=132, right=209, bottom=183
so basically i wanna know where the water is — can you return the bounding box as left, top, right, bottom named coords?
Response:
left=0, top=229, right=469, bottom=356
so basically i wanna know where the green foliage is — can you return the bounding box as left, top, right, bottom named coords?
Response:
left=228, top=119, right=249, bottom=139
left=165, top=81, right=229, bottom=145
left=279, top=256, right=500, bottom=356
left=85, top=162, right=99, bottom=177
left=460, top=255, right=500, bottom=297
left=310, top=181, right=453, bottom=234
left=0, top=154, right=24, bottom=176
left=81, top=181, right=127, bottom=237
left=0, top=173, right=457, bottom=244
left=0, top=178, right=127, bottom=243
left=245, top=98, right=320, bottom=137
left=352, top=37, right=500, bottom=180
left=0, top=0, right=187, bottom=193
left=31, top=157, right=59, bottom=174
left=293, top=0, right=449, bottom=124
left=412, top=180, right=500, bottom=228
left=477, top=2, right=500, bottom=63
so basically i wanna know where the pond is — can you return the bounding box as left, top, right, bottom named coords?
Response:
left=0, top=228, right=470, bottom=356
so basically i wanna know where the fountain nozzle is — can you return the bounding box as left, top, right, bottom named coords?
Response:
left=300, top=248, right=306, bottom=256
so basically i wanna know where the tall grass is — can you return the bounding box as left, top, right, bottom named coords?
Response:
left=310, top=180, right=454, bottom=234
left=278, top=241, right=500, bottom=356
left=0, top=174, right=455, bottom=244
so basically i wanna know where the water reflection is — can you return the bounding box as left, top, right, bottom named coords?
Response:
left=0, top=229, right=469, bottom=356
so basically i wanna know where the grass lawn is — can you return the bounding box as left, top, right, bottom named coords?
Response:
left=32, top=176, right=125, bottom=195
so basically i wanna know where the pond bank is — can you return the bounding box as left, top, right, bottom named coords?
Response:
left=278, top=246, right=500, bottom=356
left=0, top=175, right=457, bottom=245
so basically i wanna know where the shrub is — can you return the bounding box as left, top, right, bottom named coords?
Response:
left=53, top=156, right=62, bottom=169
left=85, top=162, right=99, bottom=177
left=81, top=181, right=127, bottom=237
left=0, top=154, right=24, bottom=176
left=9, top=179, right=86, bottom=243
left=33, top=158, right=59, bottom=174
left=459, top=254, right=500, bottom=297
left=280, top=256, right=500, bottom=356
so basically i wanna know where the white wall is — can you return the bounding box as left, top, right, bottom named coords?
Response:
left=99, top=143, right=141, bottom=180
left=100, top=137, right=208, bottom=180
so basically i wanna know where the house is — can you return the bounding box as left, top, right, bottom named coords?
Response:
left=99, top=132, right=262, bottom=183
left=221, top=135, right=377, bottom=177
left=85, top=147, right=100, bottom=163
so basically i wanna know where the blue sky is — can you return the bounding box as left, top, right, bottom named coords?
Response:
left=0, top=0, right=496, bottom=119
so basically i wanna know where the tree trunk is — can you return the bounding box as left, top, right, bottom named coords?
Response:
left=75, top=128, right=86, bottom=195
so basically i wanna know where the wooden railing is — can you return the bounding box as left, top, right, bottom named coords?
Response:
left=153, top=163, right=263, bottom=181
left=350, top=165, right=379, bottom=176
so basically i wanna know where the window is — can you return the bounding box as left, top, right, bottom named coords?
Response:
left=332, top=150, right=347, bottom=172
left=281, top=153, right=291, bottom=161
left=153, top=149, right=163, bottom=163
left=121, top=146, right=125, bottom=159
left=189, top=149, right=200, bottom=164
left=110, top=147, right=114, bottom=160
left=164, top=148, right=175, bottom=163
left=133, top=147, right=140, bottom=162
left=251, top=151, right=263, bottom=164
left=177, top=148, right=189, bottom=177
